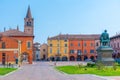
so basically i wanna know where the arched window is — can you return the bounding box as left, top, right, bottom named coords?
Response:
left=27, top=41, right=31, bottom=49
left=2, top=42, right=5, bottom=48
left=27, top=22, right=32, bottom=26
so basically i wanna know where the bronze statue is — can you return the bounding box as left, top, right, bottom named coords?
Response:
left=100, top=30, right=110, bottom=46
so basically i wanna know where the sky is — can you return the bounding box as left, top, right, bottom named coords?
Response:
left=0, top=0, right=120, bottom=43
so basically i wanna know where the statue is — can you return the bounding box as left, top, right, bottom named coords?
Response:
left=100, top=30, right=110, bottom=46
left=97, top=30, right=114, bottom=66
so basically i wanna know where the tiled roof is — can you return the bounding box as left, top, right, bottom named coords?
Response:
left=34, top=42, right=40, bottom=45
left=48, top=34, right=100, bottom=40
left=0, top=29, right=33, bottom=37
left=110, top=34, right=120, bottom=40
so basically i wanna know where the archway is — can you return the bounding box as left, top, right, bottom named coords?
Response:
left=49, top=56, right=55, bottom=61
left=55, top=56, right=61, bottom=61
left=62, top=56, right=68, bottom=61
left=2, top=53, right=6, bottom=65
left=22, top=52, right=29, bottom=63
left=77, top=56, right=81, bottom=61
left=43, top=54, right=46, bottom=60
left=84, top=56, right=88, bottom=61
left=70, top=56, right=75, bottom=61
left=90, top=56, right=95, bottom=61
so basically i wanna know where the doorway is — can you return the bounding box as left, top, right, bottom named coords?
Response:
left=2, top=53, right=6, bottom=65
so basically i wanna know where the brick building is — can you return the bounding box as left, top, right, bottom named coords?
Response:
left=68, top=35, right=100, bottom=61
left=33, top=42, right=40, bottom=61
left=0, top=6, right=34, bottom=65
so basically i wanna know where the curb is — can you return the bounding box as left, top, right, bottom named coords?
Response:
left=0, top=67, right=21, bottom=78
left=91, top=75, right=115, bottom=80
left=55, top=67, right=115, bottom=80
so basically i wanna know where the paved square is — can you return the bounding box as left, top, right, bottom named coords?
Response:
left=0, top=62, right=117, bottom=80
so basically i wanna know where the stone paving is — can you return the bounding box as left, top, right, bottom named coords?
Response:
left=0, top=62, right=119, bottom=80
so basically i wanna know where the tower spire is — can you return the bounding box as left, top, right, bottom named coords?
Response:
left=26, top=5, right=32, bottom=18
left=24, top=5, right=34, bottom=35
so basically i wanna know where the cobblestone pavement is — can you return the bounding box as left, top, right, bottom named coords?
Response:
left=0, top=62, right=116, bottom=80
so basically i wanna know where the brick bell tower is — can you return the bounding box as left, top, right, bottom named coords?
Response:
left=24, top=6, right=34, bottom=35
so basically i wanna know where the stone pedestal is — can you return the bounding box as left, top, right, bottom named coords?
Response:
left=97, top=46, right=114, bottom=66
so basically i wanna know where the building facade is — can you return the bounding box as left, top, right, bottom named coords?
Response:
left=48, top=34, right=100, bottom=61
left=33, top=42, right=40, bottom=61
left=0, top=6, right=34, bottom=64
left=40, top=43, right=48, bottom=60
left=110, top=34, right=120, bottom=59
left=48, top=35, right=69, bottom=61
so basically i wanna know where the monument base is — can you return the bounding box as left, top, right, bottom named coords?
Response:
left=97, top=46, right=115, bottom=66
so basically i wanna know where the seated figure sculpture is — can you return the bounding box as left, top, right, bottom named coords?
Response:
left=100, top=30, right=110, bottom=46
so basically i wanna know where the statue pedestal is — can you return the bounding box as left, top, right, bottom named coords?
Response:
left=97, top=46, right=114, bottom=66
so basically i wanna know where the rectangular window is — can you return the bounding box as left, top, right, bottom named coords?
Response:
left=70, top=43, right=73, bottom=46
left=57, top=39, right=59, bottom=42
left=27, top=42, right=31, bottom=48
left=70, top=50, right=74, bottom=54
left=118, top=43, right=119, bottom=48
left=43, top=49, right=45, bottom=52
left=57, top=49, right=60, bottom=54
left=90, top=50, right=94, bottom=53
left=50, top=48, right=52, bottom=54
left=2, top=42, right=5, bottom=48
left=114, top=43, right=116, bottom=48
left=77, top=50, right=81, bottom=55
left=50, top=44, right=52, bottom=47
left=91, top=43, right=93, bottom=47
left=78, top=43, right=80, bottom=47
left=84, top=50, right=87, bottom=54
left=64, top=39, right=67, bottom=42
left=64, top=49, right=67, bottom=54
left=84, top=43, right=86, bottom=47
left=57, top=44, right=59, bottom=47
left=65, top=44, right=67, bottom=47
left=96, top=42, right=99, bottom=46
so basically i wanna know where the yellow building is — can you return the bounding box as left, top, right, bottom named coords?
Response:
left=47, top=34, right=69, bottom=61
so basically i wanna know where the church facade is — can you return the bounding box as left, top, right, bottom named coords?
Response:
left=0, top=6, right=34, bottom=64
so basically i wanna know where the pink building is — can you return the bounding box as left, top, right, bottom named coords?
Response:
left=110, top=35, right=120, bottom=53
left=110, top=34, right=120, bottom=60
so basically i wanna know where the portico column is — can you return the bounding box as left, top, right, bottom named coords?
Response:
left=18, top=40, right=22, bottom=67
left=81, top=55, right=84, bottom=61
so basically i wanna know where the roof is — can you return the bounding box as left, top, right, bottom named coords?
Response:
left=0, top=29, right=34, bottom=37
left=40, top=43, right=48, bottom=47
left=110, top=34, right=120, bottom=40
left=26, top=6, right=32, bottom=18
left=48, top=34, right=100, bottom=40
left=34, top=42, right=41, bottom=45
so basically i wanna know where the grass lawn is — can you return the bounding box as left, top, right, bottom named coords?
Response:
left=0, top=68, right=17, bottom=75
left=56, top=65, right=120, bottom=76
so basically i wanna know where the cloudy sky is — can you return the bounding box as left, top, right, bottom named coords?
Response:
left=0, top=0, right=120, bottom=43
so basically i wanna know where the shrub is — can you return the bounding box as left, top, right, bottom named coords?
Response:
left=87, top=63, right=95, bottom=67
left=77, top=63, right=83, bottom=69
left=96, top=62, right=104, bottom=70
left=113, top=63, right=117, bottom=70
